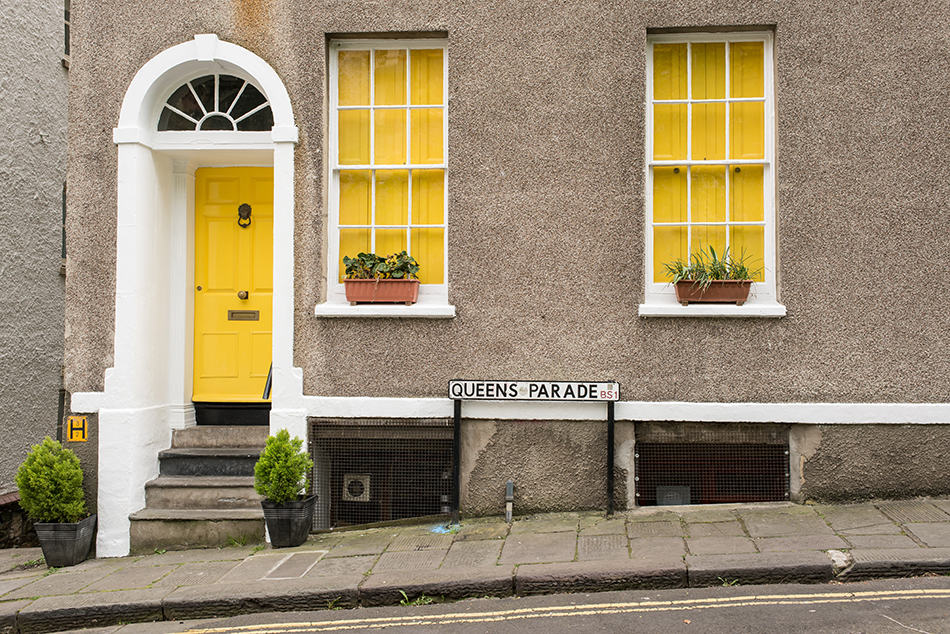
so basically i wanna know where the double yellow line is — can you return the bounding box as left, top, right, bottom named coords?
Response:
left=186, top=588, right=950, bottom=633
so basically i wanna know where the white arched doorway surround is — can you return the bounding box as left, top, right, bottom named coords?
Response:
left=71, top=34, right=306, bottom=557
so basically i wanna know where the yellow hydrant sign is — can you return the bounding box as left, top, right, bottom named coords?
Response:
left=66, top=415, right=88, bottom=442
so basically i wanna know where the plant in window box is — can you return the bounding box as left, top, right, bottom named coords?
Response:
left=254, top=430, right=315, bottom=548
left=16, top=437, right=96, bottom=567
left=342, top=251, right=421, bottom=305
left=664, top=247, right=760, bottom=306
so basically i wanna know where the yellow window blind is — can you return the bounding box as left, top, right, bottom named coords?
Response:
left=691, top=43, right=724, bottom=99
left=691, top=166, right=725, bottom=223
left=336, top=44, right=446, bottom=286
left=375, top=170, right=409, bottom=225
left=374, top=50, right=406, bottom=105
left=730, top=42, right=764, bottom=98
left=653, top=43, right=687, bottom=99
left=339, top=51, right=369, bottom=105
left=410, top=50, right=443, bottom=105
left=650, top=37, right=768, bottom=283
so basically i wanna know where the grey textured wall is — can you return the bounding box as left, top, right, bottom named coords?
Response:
left=65, top=1, right=950, bottom=407
left=460, top=419, right=620, bottom=516
left=801, top=425, right=950, bottom=502
left=0, top=0, right=67, bottom=491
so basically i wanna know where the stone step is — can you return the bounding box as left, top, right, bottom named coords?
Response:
left=145, top=476, right=262, bottom=510
left=172, top=425, right=269, bottom=449
left=159, top=448, right=261, bottom=477
left=129, top=508, right=264, bottom=553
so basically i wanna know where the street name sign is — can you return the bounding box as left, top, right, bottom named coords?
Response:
left=448, top=380, right=620, bottom=402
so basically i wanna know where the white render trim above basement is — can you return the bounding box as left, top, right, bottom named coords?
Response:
left=301, top=397, right=950, bottom=425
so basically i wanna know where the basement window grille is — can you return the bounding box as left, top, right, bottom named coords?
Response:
left=311, top=419, right=453, bottom=529
left=635, top=424, right=789, bottom=506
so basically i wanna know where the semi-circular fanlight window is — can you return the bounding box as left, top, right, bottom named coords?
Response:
left=157, top=74, right=274, bottom=131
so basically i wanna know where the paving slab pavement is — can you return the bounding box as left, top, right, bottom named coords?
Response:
left=686, top=535, right=757, bottom=555
left=442, top=540, right=502, bottom=568
left=2, top=498, right=950, bottom=632
left=0, top=549, right=43, bottom=575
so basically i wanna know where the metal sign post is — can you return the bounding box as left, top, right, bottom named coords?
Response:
left=452, top=398, right=462, bottom=524
left=448, top=380, right=620, bottom=523
left=607, top=400, right=615, bottom=516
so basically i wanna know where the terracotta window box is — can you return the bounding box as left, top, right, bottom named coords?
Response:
left=674, top=280, right=752, bottom=306
left=344, top=279, right=420, bottom=305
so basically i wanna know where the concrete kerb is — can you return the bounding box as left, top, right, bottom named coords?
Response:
left=359, top=567, right=515, bottom=606
left=17, top=588, right=168, bottom=634
left=6, top=550, right=950, bottom=631
left=515, top=557, right=686, bottom=595
left=163, top=576, right=364, bottom=620
left=835, top=548, right=950, bottom=581
left=685, top=552, right=835, bottom=587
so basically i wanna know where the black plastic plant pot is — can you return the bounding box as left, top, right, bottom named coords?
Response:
left=261, top=495, right=316, bottom=548
left=34, top=514, right=96, bottom=567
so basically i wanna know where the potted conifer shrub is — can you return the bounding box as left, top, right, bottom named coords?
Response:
left=16, top=437, right=95, bottom=567
left=342, top=250, right=421, bottom=305
left=664, top=246, right=760, bottom=306
left=254, top=429, right=315, bottom=548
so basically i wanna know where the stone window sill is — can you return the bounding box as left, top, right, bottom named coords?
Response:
left=314, top=302, right=456, bottom=319
left=638, top=302, right=786, bottom=318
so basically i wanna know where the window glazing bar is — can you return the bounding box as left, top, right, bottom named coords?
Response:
left=653, top=97, right=764, bottom=104
left=332, top=164, right=446, bottom=170
left=650, top=159, right=768, bottom=166
left=337, top=104, right=443, bottom=110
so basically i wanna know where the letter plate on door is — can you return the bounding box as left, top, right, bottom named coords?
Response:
left=228, top=310, right=260, bottom=321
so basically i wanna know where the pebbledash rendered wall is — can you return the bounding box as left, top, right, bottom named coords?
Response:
left=66, top=1, right=950, bottom=512
left=0, top=0, right=68, bottom=492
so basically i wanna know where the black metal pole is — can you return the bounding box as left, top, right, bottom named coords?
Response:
left=452, top=398, right=461, bottom=524
left=607, top=400, right=615, bottom=516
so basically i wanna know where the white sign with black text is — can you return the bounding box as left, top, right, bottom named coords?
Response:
left=448, top=380, right=620, bottom=402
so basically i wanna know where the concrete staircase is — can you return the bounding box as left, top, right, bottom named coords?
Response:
left=129, top=426, right=268, bottom=553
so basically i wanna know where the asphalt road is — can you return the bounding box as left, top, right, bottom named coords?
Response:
left=85, top=577, right=950, bottom=633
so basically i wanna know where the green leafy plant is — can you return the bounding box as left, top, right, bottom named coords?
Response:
left=399, top=590, right=438, bottom=606
left=663, top=246, right=760, bottom=290
left=253, top=430, right=313, bottom=504
left=718, top=576, right=740, bottom=586
left=15, top=437, right=86, bottom=523
left=16, top=558, right=45, bottom=571
left=343, top=251, right=420, bottom=280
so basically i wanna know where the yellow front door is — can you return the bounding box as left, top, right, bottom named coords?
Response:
left=193, top=167, right=273, bottom=403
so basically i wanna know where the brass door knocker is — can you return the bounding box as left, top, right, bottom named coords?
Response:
left=238, top=203, right=252, bottom=228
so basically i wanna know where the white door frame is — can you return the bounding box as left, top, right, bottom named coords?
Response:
left=71, top=34, right=304, bottom=557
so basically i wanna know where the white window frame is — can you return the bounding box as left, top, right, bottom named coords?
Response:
left=316, top=38, right=454, bottom=319
left=639, top=31, right=785, bottom=318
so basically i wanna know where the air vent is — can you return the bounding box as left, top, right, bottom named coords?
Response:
left=342, top=473, right=371, bottom=502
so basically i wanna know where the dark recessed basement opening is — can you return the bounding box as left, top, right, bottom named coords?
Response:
left=311, top=419, right=453, bottom=529
left=635, top=423, right=789, bottom=506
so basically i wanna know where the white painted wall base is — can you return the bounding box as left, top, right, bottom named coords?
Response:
left=96, top=404, right=173, bottom=557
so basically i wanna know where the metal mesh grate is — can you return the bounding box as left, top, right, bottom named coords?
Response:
left=311, top=419, right=453, bottom=529
left=635, top=424, right=789, bottom=506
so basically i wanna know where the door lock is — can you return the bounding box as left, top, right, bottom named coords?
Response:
left=237, top=290, right=249, bottom=300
